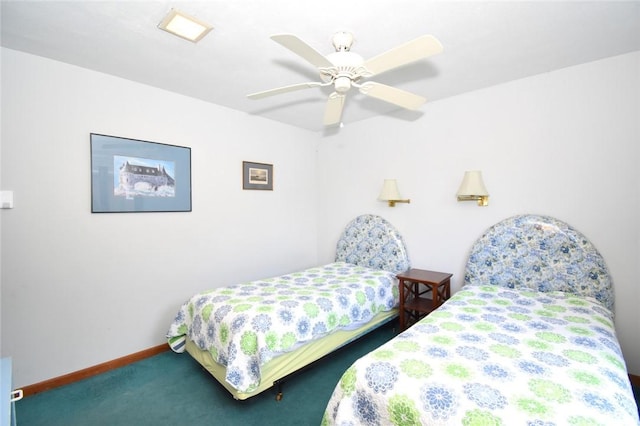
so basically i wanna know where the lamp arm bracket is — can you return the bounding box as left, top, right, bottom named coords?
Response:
left=388, top=199, right=410, bottom=207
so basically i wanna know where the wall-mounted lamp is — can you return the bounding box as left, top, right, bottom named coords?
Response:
left=456, top=171, right=489, bottom=206
left=378, top=179, right=410, bottom=207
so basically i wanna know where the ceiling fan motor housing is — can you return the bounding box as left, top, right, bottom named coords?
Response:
left=325, top=51, right=366, bottom=87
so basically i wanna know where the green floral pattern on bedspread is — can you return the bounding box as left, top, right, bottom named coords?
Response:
left=167, top=262, right=398, bottom=393
left=323, top=285, right=639, bottom=425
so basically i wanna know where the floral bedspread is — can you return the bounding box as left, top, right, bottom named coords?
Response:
left=166, top=262, right=398, bottom=393
left=323, top=284, right=639, bottom=425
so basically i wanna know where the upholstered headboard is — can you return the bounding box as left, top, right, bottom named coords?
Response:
left=335, top=214, right=410, bottom=275
left=464, top=214, right=614, bottom=311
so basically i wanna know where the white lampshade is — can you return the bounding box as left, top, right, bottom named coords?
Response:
left=378, top=179, right=402, bottom=201
left=456, top=171, right=489, bottom=197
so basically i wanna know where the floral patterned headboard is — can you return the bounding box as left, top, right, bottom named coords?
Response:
left=335, top=214, right=410, bottom=275
left=464, top=214, right=614, bottom=311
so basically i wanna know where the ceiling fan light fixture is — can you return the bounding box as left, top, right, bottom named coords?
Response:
left=334, top=76, right=351, bottom=93
left=158, top=9, right=213, bottom=43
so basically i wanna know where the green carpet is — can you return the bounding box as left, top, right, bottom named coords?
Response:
left=16, top=322, right=397, bottom=426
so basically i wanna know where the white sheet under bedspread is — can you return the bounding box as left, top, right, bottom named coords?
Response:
left=323, top=285, right=639, bottom=425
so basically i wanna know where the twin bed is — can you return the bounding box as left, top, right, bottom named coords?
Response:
left=167, top=213, right=639, bottom=424
left=323, top=214, right=639, bottom=425
left=167, top=214, right=410, bottom=400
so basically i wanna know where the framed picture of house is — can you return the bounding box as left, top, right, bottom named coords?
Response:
left=90, top=133, right=191, bottom=213
left=243, top=161, right=273, bottom=190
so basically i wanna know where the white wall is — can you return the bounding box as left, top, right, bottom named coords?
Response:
left=0, top=48, right=320, bottom=387
left=317, top=52, right=640, bottom=374
left=2, top=47, right=638, bottom=389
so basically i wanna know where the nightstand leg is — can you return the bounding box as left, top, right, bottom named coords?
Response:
left=399, top=279, right=405, bottom=331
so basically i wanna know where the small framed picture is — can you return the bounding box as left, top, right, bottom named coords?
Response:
left=243, top=161, right=273, bottom=190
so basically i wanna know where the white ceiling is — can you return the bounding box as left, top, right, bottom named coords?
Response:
left=2, top=1, right=639, bottom=133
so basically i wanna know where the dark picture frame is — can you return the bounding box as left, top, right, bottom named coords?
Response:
left=243, top=161, right=273, bottom=190
left=90, top=133, right=192, bottom=213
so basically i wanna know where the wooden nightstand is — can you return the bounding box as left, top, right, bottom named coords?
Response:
left=397, top=269, right=452, bottom=331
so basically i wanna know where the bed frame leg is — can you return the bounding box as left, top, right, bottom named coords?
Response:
left=275, top=382, right=283, bottom=401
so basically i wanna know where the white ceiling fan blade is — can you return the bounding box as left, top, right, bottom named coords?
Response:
left=271, top=34, right=334, bottom=68
left=363, top=35, right=443, bottom=76
left=247, top=82, right=323, bottom=99
left=359, top=82, right=426, bottom=110
left=323, top=92, right=345, bottom=126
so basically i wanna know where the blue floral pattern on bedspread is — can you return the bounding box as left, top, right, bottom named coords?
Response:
left=167, top=262, right=398, bottom=393
left=323, top=285, right=639, bottom=425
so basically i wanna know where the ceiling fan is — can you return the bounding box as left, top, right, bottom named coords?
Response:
left=247, top=32, right=443, bottom=126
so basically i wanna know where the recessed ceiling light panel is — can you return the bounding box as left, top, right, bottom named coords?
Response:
left=158, top=9, right=212, bottom=43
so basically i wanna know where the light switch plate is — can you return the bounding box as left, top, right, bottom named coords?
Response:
left=1, top=191, right=14, bottom=209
